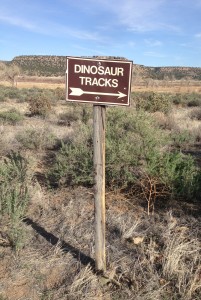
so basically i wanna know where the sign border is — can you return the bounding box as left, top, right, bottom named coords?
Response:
left=66, top=56, right=133, bottom=106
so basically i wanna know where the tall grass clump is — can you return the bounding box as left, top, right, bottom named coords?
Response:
left=54, top=87, right=65, bottom=100
left=0, top=109, right=24, bottom=125
left=162, top=232, right=201, bottom=299
left=16, top=127, right=56, bottom=150
left=58, top=106, right=92, bottom=126
left=0, top=151, right=32, bottom=251
left=0, top=86, right=20, bottom=102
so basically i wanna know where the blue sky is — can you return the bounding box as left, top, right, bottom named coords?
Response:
left=0, top=0, right=201, bottom=66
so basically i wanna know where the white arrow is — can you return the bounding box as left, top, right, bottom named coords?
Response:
left=69, top=87, right=127, bottom=99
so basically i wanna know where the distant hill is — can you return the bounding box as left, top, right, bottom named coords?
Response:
left=11, top=55, right=66, bottom=77
left=7, top=55, right=201, bottom=80
left=133, top=64, right=201, bottom=81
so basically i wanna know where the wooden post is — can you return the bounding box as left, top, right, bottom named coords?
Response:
left=93, top=105, right=106, bottom=272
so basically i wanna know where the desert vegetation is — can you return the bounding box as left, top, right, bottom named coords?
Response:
left=1, top=56, right=201, bottom=94
left=0, top=85, right=201, bottom=299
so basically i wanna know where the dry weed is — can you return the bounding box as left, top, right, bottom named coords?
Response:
left=68, top=265, right=102, bottom=299
left=162, top=232, right=201, bottom=298
left=190, top=124, right=201, bottom=142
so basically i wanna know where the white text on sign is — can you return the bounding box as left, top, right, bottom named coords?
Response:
left=74, top=64, right=124, bottom=88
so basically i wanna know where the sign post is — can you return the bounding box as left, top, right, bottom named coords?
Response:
left=66, top=56, right=132, bottom=272
left=93, top=105, right=106, bottom=271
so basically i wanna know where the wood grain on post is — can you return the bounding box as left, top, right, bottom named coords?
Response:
left=93, top=105, right=106, bottom=272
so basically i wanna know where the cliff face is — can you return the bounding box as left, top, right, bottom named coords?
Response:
left=12, top=55, right=66, bottom=76
left=133, top=64, right=201, bottom=80
left=9, top=55, right=201, bottom=80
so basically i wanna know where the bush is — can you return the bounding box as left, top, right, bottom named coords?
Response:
left=54, top=87, right=65, bottom=100
left=171, top=93, right=201, bottom=107
left=5, top=87, right=20, bottom=99
left=0, top=86, right=26, bottom=102
left=148, top=151, right=199, bottom=199
left=171, top=93, right=184, bottom=105
left=16, top=127, right=56, bottom=150
left=187, top=98, right=201, bottom=107
left=58, top=109, right=80, bottom=126
left=171, top=130, right=195, bottom=150
left=48, top=108, right=200, bottom=202
left=58, top=106, right=91, bottom=126
left=189, top=108, right=201, bottom=120
left=135, top=92, right=172, bottom=114
left=0, top=109, right=24, bottom=125
left=186, top=93, right=201, bottom=107
left=105, top=108, right=167, bottom=189
left=48, top=124, right=93, bottom=187
left=49, top=109, right=167, bottom=189
left=0, top=151, right=32, bottom=250
left=28, top=91, right=52, bottom=117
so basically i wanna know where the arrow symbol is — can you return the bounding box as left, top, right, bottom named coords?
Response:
left=69, top=88, right=127, bottom=99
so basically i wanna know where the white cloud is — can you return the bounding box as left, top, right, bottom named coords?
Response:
left=0, top=12, right=103, bottom=42
left=88, top=0, right=180, bottom=33
left=0, top=15, right=36, bottom=30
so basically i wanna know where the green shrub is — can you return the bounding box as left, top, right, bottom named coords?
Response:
left=186, top=93, right=201, bottom=107
left=105, top=108, right=167, bottom=189
left=48, top=109, right=166, bottom=189
left=0, top=86, right=25, bottom=102
left=187, top=99, right=201, bottom=107
left=171, top=130, right=196, bottom=150
left=171, top=93, right=201, bottom=107
left=5, top=87, right=20, bottom=99
left=48, top=124, right=93, bottom=187
left=16, top=89, right=29, bottom=103
left=171, top=93, right=184, bottom=106
left=0, top=151, right=31, bottom=250
left=147, top=151, right=199, bottom=199
left=0, top=109, right=24, bottom=125
left=48, top=108, right=200, bottom=202
left=135, top=92, right=172, bottom=114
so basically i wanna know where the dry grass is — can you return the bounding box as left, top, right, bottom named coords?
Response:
left=171, top=106, right=201, bottom=131
left=1, top=184, right=200, bottom=299
left=132, top=80, right=201, bottom=94
left=2, top=77, right=201, bottom=94
left=132, top=85, right=201, bottom=94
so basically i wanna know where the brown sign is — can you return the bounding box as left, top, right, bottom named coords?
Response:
left=66, top=57, right=133, bottom=106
